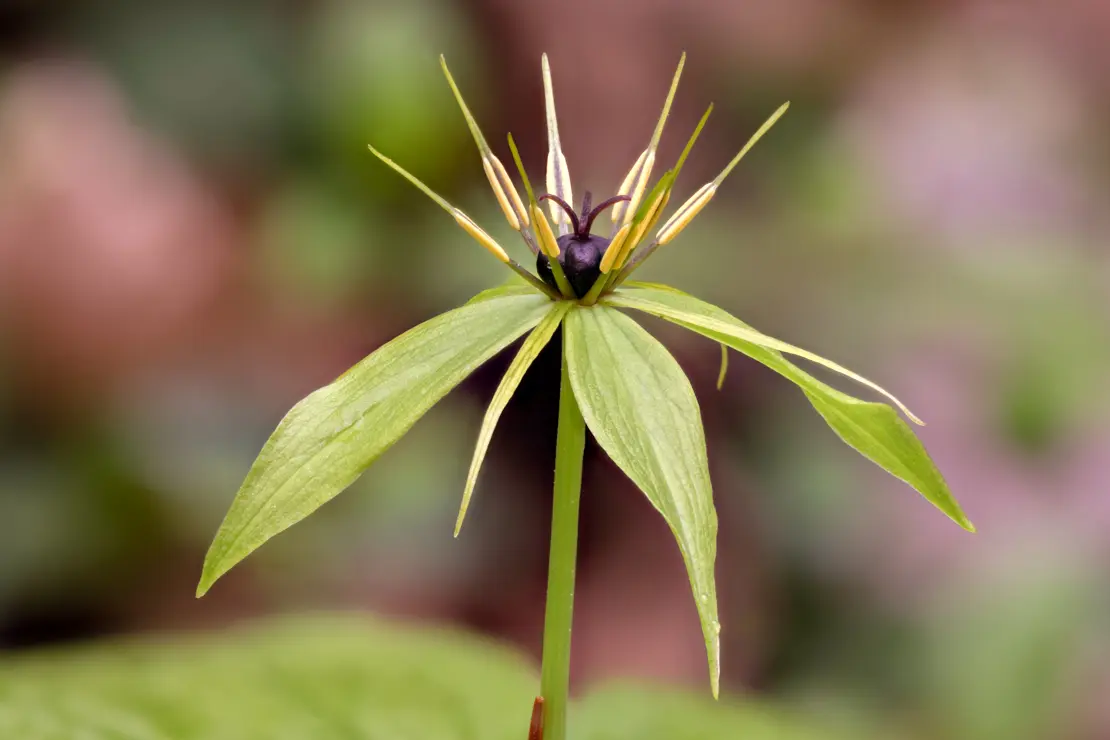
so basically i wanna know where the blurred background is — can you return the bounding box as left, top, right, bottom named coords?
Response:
left=1, top=0, right=1108, bottom=738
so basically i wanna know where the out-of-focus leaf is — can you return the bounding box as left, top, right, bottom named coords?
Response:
left=0, top=617, right=537, bottom=740
left=923, top=571, right=1090, bottom=740
left=307, top=1, right=473, bottom=180
left=609, top=284, right=973, bottom=531
left=574, top=684, right=863, bottom=740
left=564, top=305, right=720, bottom=697
left=456, top=300, right=570, bottom=534
left=198, top=292, right=552, bottom=595
left=0, top=617, right=869, bottom=739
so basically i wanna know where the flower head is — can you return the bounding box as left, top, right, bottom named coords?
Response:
left=197, top=53, right=974, bottom=703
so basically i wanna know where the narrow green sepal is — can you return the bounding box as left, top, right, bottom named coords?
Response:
left=456, top=301, right=571, bottom=535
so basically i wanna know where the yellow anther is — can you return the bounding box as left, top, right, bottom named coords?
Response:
left=483, top=157, right=522, bottom=231
left=656, top=184, right=716, bottom=245
left=644, top=191, right=671, bottom=236
left=622, top=150, right=656, bottom=227
left=627, top=190, right=669, bottom=259
left=490, top=154, right=529, bottom=227
left=611, top=148, right=648, bottom=225
left=599, top=223, right=633, bottom=274
left=531, top=204, right=561, bottom=258
left=453, top=210, right=510, bottom=263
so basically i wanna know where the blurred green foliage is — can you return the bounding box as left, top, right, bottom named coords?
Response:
left=0, top=616, right=861, bottom=739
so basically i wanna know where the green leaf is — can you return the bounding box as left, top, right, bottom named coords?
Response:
left=465, top=278, right=538, bottom=304
left=575, top=684, right=864, bottom=740
left=0, top=616, right=870, bottom=739
left=607, top=287, right=923, bottom=424
left=198, top=292, right=553, bottom=596
left=564, top=305, right=721, bottom=697
left=610, top=284, right=974, bottom=532
left=0, top=616, right=538, bottom=740
left=456, top=300, right=571, bottom=535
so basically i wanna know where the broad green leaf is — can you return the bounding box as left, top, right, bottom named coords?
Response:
left=0, top=616, right=538, bottom=740
left=574, top=684, right=866, bottom=740
left=606, top=288, right=922, bottom=424
left=564, top=305, right=721, bottom=697
left=198, top=292, right=552, bottom=595
left=465, top=278, right=539, bottom=304
left=456, top=300, right=571, bottom=535
left=610, top=284, right=974, bottom=531
left=0, top=616, right=871, bottom=739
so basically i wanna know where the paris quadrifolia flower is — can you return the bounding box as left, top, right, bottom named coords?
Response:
left=196, top=53, right=974, bottom=707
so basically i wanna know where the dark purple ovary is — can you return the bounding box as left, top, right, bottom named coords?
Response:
left=535, top=191, right=629, bottom=298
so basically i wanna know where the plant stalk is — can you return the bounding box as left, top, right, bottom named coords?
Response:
left=539, top=337, right=586, bottom=740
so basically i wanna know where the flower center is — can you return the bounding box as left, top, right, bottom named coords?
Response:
left=536, top=191, right=630, bottom=298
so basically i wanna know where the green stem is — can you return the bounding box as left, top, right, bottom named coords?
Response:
left=539, top=338, right=586, bottom=740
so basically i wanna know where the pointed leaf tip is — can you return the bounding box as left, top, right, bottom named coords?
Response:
left=565, top=305, right=721, bottom=697
left=197, top=292, right=553, bottom=593
left=611, top=284, right=973, bottom=531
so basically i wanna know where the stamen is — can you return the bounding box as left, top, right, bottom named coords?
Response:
left=656, top=183, right=716, bottom=245
left=583, top=195, right=632, bottom=236
left=531, top=203, right=562, bottom=258
left=599, top=223, right=633, bottom=274
left=453, top=210, right=510, bottom=263
left=538, top=194, right=580, bottom=236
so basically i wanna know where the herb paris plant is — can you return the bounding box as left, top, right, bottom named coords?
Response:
left=197, top=53, right=974, bottom=740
